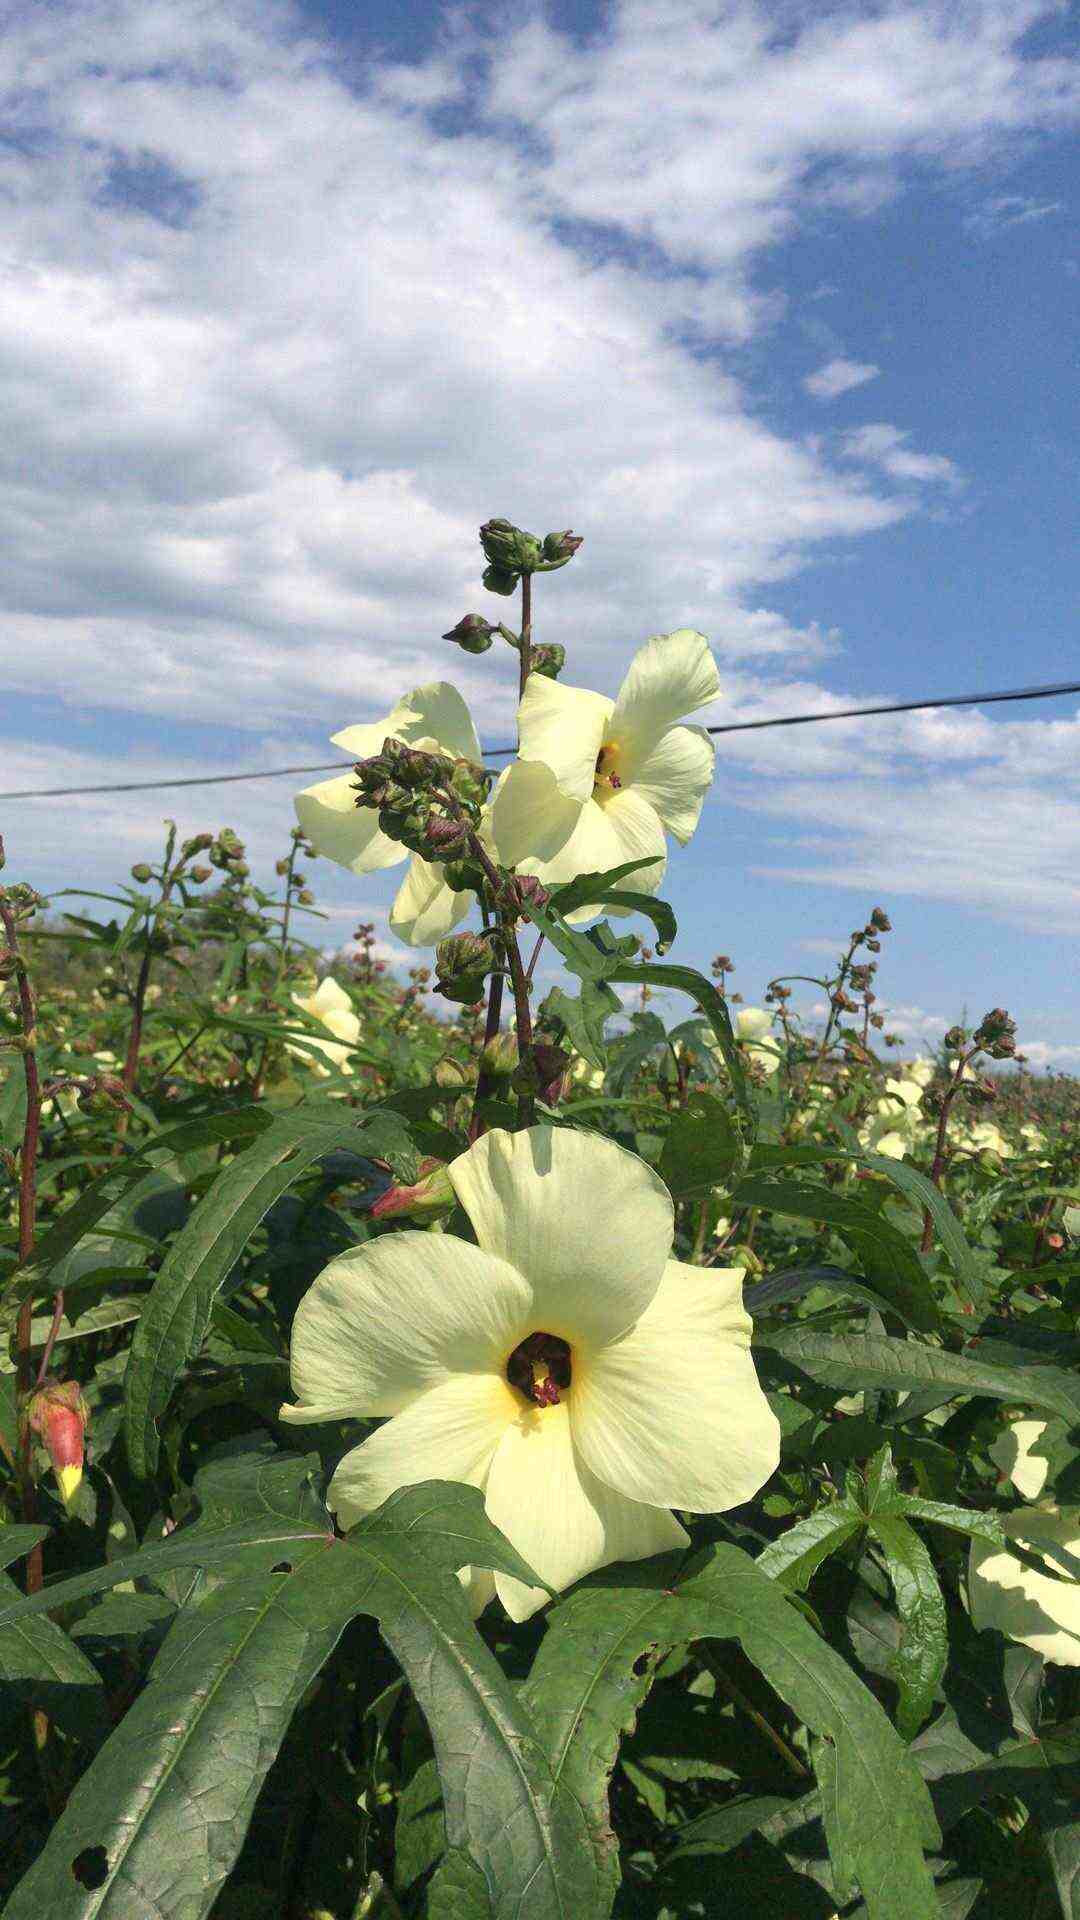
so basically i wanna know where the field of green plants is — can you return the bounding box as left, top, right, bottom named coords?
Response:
left=2, top=522, right=1079, bottom=1920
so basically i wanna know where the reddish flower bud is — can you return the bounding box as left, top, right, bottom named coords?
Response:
left=25, top=1378, right=89, bottom=1510
left=370, top=1158, right=455, bottom=1221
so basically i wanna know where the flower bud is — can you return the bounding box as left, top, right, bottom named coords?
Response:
left=130, top=863, right=153, bottom=883
left=434, top=931, right=499, bottom=1004
left=530, top=644, right=566, bottom=680
left=433, top=1055, right=477, bottom=1089
left=370, top=1158, right=456, bottom=1221
left=447, top=759, right=489, bottom=808
left=190, top=865, right=212, bottom=883
left=501, top=873, right=551, bottom=916
left=944, top=1026, right=967, bottom=1053
left=443, top=614, right=495, bottom=654
left=424, top=814, right=470, bottom=859
left=479, top=518, right=544, bottom=576
left=381, top=738, right=446, bottom=790
left=541, top=529, right=583, bottom=563
left=482, top=564, right=520, bottom=597
left=25, top=1379, right=89, bottom=1510
left=869, top=907, right=892, bottom=932
left=297, top=889, right=315, bottom=905
left=480, top=1029, right=520, bottom=1078
left=512, top=1041, right=571, bottom=1104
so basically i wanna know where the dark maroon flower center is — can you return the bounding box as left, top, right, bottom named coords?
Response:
left=506, top=1331, right=572, bottom=1407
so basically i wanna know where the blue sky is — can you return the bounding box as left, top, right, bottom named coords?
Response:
left=1, top=0, right=1078, bottom=1065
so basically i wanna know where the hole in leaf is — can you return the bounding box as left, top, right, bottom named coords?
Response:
left=631, top=1651, right=652, bottom=1678
left=271, top=1561, right=293, bottom=1575
left=72, top=1847, right=109, bottom=1889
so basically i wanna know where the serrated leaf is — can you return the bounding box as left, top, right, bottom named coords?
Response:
left=3, top=1474, right=593, bottom=1920
left=761, top=1327, right=1080, bottom=1425
left=869, top=1513, right=948, bottom=1740
left=658, top=1089, right=739, bottom=1198
left=755, top=1506, right=863, bottom=1590
left=425, top=1848, right=492, bottom=1918
left=123, top=1108, right=413, bottom=1478
left=1, top=1108, right=272, bottom=1350
left=0, top=1566, right=108, bottom=1745
left=0, top=1522, right=49, bottom=1571
left=523, top=1543, right=938, bottom=1920
left=734, top=1177, right=941, bottom=1334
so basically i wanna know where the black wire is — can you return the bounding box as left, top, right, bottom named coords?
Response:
left=2, top=677, right=1077, bottom=800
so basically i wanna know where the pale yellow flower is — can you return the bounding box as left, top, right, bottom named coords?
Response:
left=492, top=630, right=720, bottom=917
left=295, top=683, right=482, bottom=947
left=282, top=1126, right=779, bottom=1621
left=969, top=1509, right=1080, bottom=1666
left=287, top=976, right=360, bottom=1076
left=735, top=1006, right=780, bottom=1076
left=989, top=1419, right=1049, bottom=1502
left=957, top=1120, right=1013, bottom=1161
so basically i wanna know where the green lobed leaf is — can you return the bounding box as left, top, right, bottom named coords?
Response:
left=123, top=1107, right=413, bottom=1478
left=3, top=1475, right=592, bottom=1920
left=523, top=1542, right=939, bottom=1920
left=605, top=958, right=754, bottom=1133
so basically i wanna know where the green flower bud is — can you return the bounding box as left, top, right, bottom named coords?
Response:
left=480, top=1029, right=519, bottom=1078
left=541, top=529, right=583, bottom=563
left=482, top=564, right=520, bottom=597
left=433, top=1055, right=477, bottom=1089
left=479, top=517, right=544, bottom=575
left=130, top=863, right=153, bottom=883
left=443, top=614, right=495, bottom=654
left=434, top=931, right=499, bottom=1005
left=530, top=644, right=566, bottom=680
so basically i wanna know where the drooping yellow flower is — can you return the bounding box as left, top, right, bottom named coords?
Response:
left=287, top=976, right=361, bottom=1077
left=491, top=630, right=720, bottom=917
left=282, top=1126, right=779, bottom=1621
left=295, top=683, right=482, bottom=946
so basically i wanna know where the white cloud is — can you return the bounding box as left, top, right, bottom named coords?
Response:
left=840, top=423, right=962, bottom=488
left=0, top=0, right=1077, bottom=964
left=805, top=358, right=881, bottom=400
left=965, top=193, right=1064, bottom=238
left=0, top=0, right=1073, bottom=743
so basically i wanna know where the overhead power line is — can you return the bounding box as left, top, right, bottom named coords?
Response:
left=2, top=676, right=1077, bottom=801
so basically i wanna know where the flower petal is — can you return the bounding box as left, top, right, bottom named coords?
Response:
left=313, top=978, right=355, bottom=1019
left=295, top=774, right=405, bottom=875
left=332, top=681, right=481, bottom=762
left=490, top=761, right=583, bottom=869
left=969, top=1510, right=1080, bottom=1666
left=282, top=1231, right=531, bottom=1421
left=570, top=1261, right=781, bottom=1512
left=590, top=788, right=667, bottom=905
left=988, top=1420, right=1049, bottom=1502
left=485, top=1400, right=688, bottom=1622
left=517, top=673, right=613, bottom=803
left=623, top=723, right=714, bottom=844
left=447, top=1126, right=672, bottom=1350
left=389, top=854, right=472, bottom=947
left=327, top=1372, right=518, bottom=1530
left=609, top=630, right=720, bottom=766
left=736, top=1007, right=772, bottom=1043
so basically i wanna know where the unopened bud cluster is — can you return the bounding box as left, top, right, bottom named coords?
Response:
left=351, top=737, right=490, bottom=873
left=478, top=518, right=583, bottom=597
left=974, top=1007, right=1017, bottom=1060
